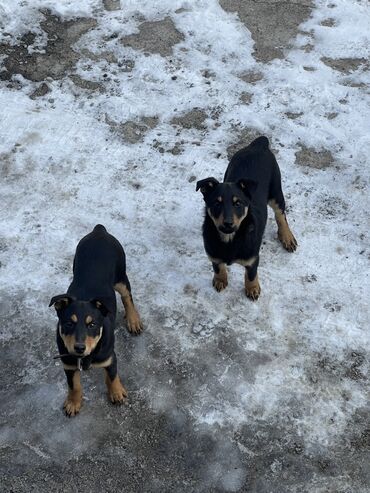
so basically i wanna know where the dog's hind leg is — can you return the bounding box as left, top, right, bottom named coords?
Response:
left=63, top=369, right=83, bottom=417
left=114, top=276, right=143, bottom=334
left=268, top=167, right=297, bottom=252
left=104, top=352, right=127, bottom=404
left=245, top=256, right=261, bottom=301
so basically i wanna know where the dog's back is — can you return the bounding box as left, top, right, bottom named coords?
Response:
left=224, top=136, right=277, bottom=204
left=69, top=224, right=126, bottom=301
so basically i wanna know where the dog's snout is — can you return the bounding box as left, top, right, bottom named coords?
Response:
left=223, top=220, right=233, bottom=227
left=74, top=342, right=86, bottom=354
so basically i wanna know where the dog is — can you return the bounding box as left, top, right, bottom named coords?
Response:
left=49, top=224, right=142, bottom=416
left=196, top=136, right=297, bottom=300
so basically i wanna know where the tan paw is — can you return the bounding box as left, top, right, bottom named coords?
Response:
left=109, top=383, right=127, bottom=404
left=213, top=277, right=228, bottom=292
left=245, top=282, right=261, bottom=301
left=63, top=396, right=82, bottom=417
left=126, top=310, right=143, bottom=335
left=278, top=230, right=298, bottom=252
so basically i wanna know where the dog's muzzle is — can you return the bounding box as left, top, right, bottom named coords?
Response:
left=219, top=224, right=236, bottom=234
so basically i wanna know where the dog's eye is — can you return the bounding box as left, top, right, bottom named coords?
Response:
left=64, top=321, right=74, bottom=329
left=234, top=200, right=241, bottom=207
left=89, top=322, right=96, bottom=328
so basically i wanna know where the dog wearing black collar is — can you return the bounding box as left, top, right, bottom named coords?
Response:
left=49, top=224, right=142, bottom=416
left=196, top=136, right=297, bottom=300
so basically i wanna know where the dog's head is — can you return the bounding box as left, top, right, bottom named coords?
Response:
left=196, top=177, right=257, bottom=240
left=49, top=295, right=113, bottom=357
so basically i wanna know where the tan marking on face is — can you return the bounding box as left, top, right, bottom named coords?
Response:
left=85, top=315, right=92, bottom=325
left=85, top=329, right=103, bottom=354
left=105, top=373, right=127, bottom=404
left=207, top=207, right=224, bottom=228
left=235, top=256, right=257, bottom=267
left=64, top=370, right=82, bottom=417
left=232, top=208, right=248, bottom=228
left=60, top=333, right=76, bottom=354
left=91, top=356, right=113, bottom=369
left=209, top=203, right=248, bottom=242
left=213, top=263, right=228, bottom=292
left=245, top=273, right=261, bottom=301
left=217, top=196, right=223, bottom=202
left=71, top=314, right=78, bottom=323
left=114, top=283, right=143, bottom=334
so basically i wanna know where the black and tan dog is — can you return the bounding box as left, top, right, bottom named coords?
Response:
left=196, top=136, right=297, bottom=300
left=49, top=224, right=142, bottom=416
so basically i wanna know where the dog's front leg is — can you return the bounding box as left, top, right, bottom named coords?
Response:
left=63, top=369, right=83, bottom=417
left=212, top=262, right=228, bottom=292
left=104, top=352, right=127, bottom=404
left=245, top=257, right=261, bottom=301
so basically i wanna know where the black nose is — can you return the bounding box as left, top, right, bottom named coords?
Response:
left=74, top=343, right=86, bottom=354
left=223, top=221, right=233, bottom=228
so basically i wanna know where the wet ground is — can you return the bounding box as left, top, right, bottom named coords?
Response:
left=0, top=1, right=369, bottom=492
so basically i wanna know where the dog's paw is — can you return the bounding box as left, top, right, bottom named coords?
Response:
left=245, top=281, right=261, bottom=301
left=107, top=376, right=128, bottom=405
left=278, top=230, right=298, bottom=252
left=126, top=311, right=143, bottom=335
left=63, top=396, right=82, bottom=417
left=109, top=384, right=128, bottom=405
left=213, top=277, right=228, bottom=292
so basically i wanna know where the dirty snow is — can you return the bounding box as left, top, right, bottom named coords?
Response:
left=0, top=0, right=369, bottom=492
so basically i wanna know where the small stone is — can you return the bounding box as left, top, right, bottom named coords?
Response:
left=30, top=83, right=50, bottom=99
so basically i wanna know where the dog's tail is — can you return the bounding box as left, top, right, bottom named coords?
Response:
left=249, top=136, right=269, bottom=150
left=93, top=224, right=107, bottom=233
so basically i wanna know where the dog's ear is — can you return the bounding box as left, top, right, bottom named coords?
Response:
left=90, top=298, right=114, bottom=317
left=49, top=294, right=75, bottom=311
left=237, top=179, right=258, bottom=199
left=196, top=177, right=219, bottom=198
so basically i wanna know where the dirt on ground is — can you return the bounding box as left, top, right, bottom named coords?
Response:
left=0, top=2, right=369, bottom=493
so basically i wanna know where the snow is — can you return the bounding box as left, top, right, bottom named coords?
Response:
left=0, top=0, right=369, bottom=489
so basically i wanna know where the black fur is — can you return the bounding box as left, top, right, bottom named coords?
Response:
left=49, top=224, right=140, bottom=414
left=196, top=136, right=297, bottom=299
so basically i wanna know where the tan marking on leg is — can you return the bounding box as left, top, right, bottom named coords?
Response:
left=269, top=200, right=298, bottom=252
left=245, top=273, right=261, bottom=301
left=105, top=373, right=127, bottom=404
left=64, top=371, right=82, bottom=417
left=213, top=263, right=228, bottom=292
left=114, top=283, right=143, bottom=334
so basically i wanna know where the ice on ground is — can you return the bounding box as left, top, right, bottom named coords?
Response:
left=0, top=0, right=369, bottom=491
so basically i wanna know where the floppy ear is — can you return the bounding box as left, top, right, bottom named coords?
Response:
left=90, top=298, right=114, bottom=317
left=196, top=177, right=219, bottom=198
left=49, top=294, right=75, bottom=311
left=237, top=179, right=258, bottom=199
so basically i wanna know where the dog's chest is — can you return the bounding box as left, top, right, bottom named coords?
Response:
left=207, top=236, right=254, bottom=266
